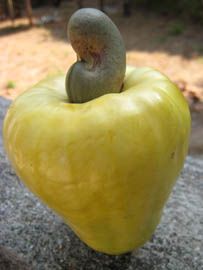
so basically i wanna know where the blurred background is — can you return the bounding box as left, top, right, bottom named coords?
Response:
left=0, top=0, right=203, bottom=156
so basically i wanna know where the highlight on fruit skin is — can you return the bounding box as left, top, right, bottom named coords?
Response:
left=3, top=8, right=191, bottom=255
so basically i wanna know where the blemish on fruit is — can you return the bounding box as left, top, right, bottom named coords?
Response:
left=170, top=152, right=175, bottom=159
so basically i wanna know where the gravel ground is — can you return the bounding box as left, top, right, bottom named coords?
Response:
left=1, top=2, right=203, bottom=102
left=0, top=97, right=203, bottom=270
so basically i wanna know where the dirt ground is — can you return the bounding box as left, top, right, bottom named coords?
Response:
left=0, top=1, right=202, bottom=155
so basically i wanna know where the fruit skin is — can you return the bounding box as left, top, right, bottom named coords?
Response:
left=3, top=66, right=190, bottom=255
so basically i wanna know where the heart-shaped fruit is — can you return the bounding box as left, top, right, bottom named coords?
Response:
left=3, top=8, right=190, bottom=255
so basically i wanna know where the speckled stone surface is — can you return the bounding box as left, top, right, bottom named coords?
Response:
left=0, top=97, right=203, bottom=270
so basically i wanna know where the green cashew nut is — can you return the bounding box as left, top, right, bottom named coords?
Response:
left=65, top=8, right=126, bottom=103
